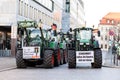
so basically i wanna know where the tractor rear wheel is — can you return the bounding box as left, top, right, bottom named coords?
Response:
left=68, top=50, right=76, bottom=68
left=63, top=49, right=68, bottom=64
left=44, top=50, right=54, bottom=68
left=92, top=49, right=102, bottom=68
left=16, top=50, right=26, bottom=68
left=60, top=50, right=63, bottom=65
left=54, top=49, right=60, bottom=67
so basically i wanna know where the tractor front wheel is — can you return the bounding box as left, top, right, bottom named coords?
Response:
left=68, top=50, right=76, bottom=68
left=16, top=50, right=26, bottom=68
left=44, top=50, right=54, bottom=68
left=92, top=49, right=102, bottom=68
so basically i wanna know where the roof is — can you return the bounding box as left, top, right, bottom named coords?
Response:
left=99, top=12, right=120, bottom=25
left=104, top=12, right=120, bottom=20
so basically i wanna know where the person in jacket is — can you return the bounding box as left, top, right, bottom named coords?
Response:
left=117, top=44, right=120, bottom=59
left=112, top=44, right=117, bottom=54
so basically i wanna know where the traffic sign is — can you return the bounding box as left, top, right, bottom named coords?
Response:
left=109, top=30, right=114, bottom=36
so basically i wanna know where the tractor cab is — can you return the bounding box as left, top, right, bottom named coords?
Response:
left=75, top=28, right=93, bottom=51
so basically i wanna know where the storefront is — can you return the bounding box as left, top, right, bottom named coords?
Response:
left=0, top=26, right=11, bottom=50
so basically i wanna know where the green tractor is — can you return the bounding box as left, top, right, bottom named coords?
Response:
left=16, top=21, right=60, bottom=68
left=68, top=27, right=102, bottom=68
left=46, top=23, right=62, bottom=67
left=47, top=23, right=69, bottom=66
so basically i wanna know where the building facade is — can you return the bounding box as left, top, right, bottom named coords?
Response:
left=0, top=0, right=63, bottom=56
left=62, top=0, right=85, bottom=33
left=99, top=12, right=120, bottom=50
left=53, top=0, right=63, bottom=31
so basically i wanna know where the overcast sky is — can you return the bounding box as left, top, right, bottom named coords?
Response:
left=83, top=0, right=120, bottom=27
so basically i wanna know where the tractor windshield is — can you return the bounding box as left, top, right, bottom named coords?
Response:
left=29, top=28, right=41, bottom=39
left=25, top=28, right=42, bottom=46
left=80, top=30, right=91, bottom=40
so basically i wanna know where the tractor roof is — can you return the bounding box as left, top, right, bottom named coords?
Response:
left=73, top=27, right=93, bottom=32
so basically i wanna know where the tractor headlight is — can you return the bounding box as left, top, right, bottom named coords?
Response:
left=80, top=43, right=83, bottom=45
left=86, top=43, right=89, bottom=45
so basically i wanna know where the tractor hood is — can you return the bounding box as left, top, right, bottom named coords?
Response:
left=80, top=39, right=90, bottom=43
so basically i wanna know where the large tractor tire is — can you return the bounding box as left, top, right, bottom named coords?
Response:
left=92, top=49, right=102, bottom=68
left=54, top=49, right=60, bottom=67
left=63, top=49, right=68, bottom=64
left=44, top=50, right=54, bottom=68
left=68, top=50, right=76, bottom=68
left=16, top=50, right=26, bottom=68
left=60, top=50, right=63, bottom=65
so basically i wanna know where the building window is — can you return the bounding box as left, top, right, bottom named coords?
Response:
left=105, top=44, right=107, bottom=49
left=19, top=0, right=24, bottom=16
left=101, top=44, right=103, bottom=49
left=66, top=0, right=70, bottom=2
left=111, top=20, right=114, bottom=24
left=44, top=14, right=46, bottom=25
left=18, top=0, right=20, bottom=15
left=100, top=27, right=103, bottom=31
left=36, top=10, right=39, bottom=20
left=46, top=14, right=48, bottom=25
left=66, top=0, right=70, bottom=13
left=101, top=36, right=103, bottom=40
left=34, top=0, right=54, bottom=11
left=34, top=8, right=37, bottom=20
left=106, top=27, right=107, bottom=31
left=32, top=7, right=34, bottom=19
left=24, top=3, right=28, bottom=18
left=38, top=10, right=42, bottom=20
left=42, top=13, right=45, bottom=24
left=41, top=12, right=43, bottom=22
left=107, top=20, right=110, bottom=23
left=29, top=6, right=33, bottom=19
left=105, top=35, right=107, bottom=40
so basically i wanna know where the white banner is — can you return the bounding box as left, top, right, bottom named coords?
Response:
left=76, top=51, right=94, bottom=63
left=23, top=47, right=40, bottom=59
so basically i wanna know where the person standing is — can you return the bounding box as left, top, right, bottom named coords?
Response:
left=112, top=43, right=117, bottom=64
left=117, top=44, right=120, bottom=59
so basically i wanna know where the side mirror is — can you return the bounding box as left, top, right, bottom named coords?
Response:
left=18, top=28, right=24, bottom=35
left=21, top=29, right=24, bottom=35
left=70, top=28, right=72, bottom=32
left=98, top=30, right=100, bottom=37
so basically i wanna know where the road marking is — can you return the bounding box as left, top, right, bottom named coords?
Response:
left=0, top=67, right=16, bottom=72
